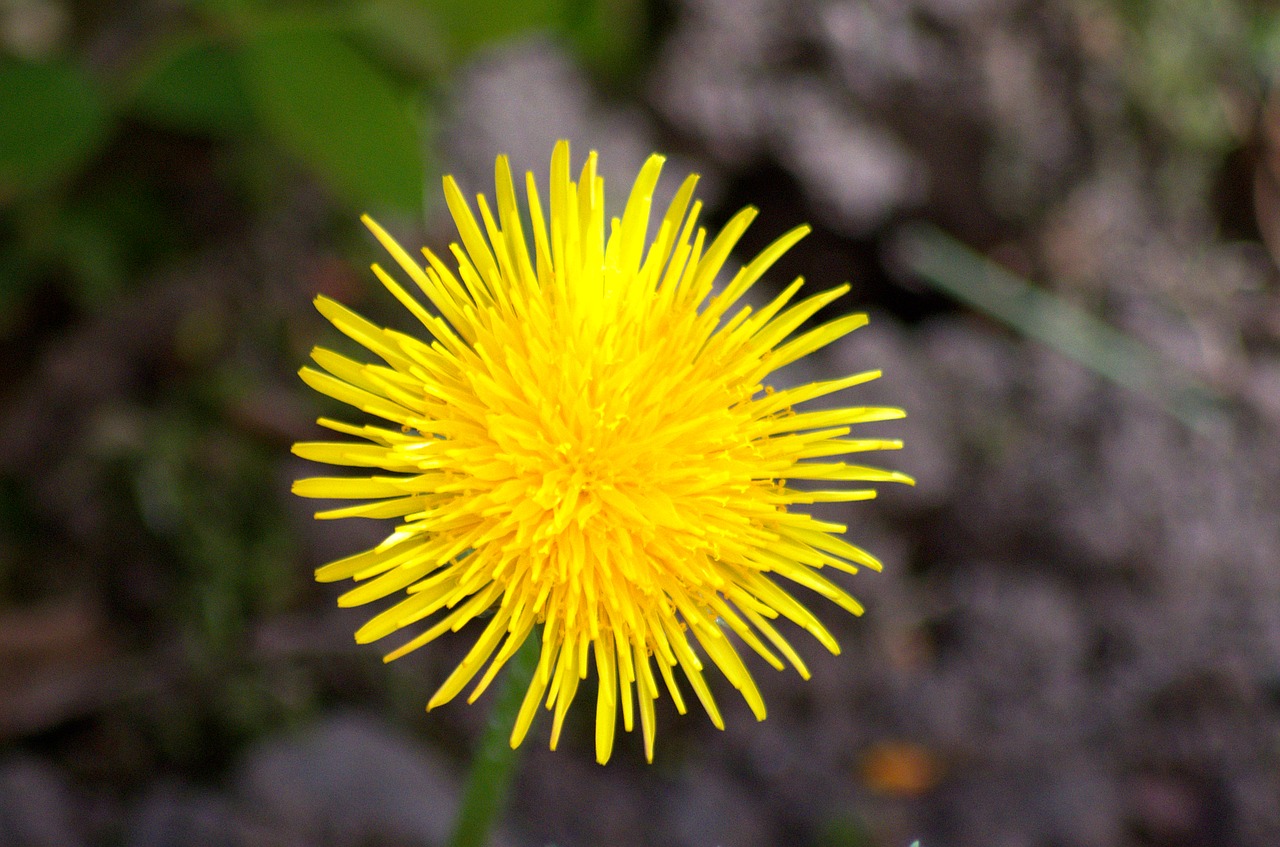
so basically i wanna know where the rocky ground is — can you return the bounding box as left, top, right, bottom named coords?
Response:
left=3, top=0, right=1280, bottom=845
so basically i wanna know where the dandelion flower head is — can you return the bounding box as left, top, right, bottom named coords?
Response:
left=293, top=142, right=912, bottom=764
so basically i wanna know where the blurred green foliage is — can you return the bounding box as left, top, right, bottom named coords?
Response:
left=1104, top=0, right=1280, bottom=152
left=1, top=0, right=642, bottom=302
left=130, top=38, right=256, bottom=136
left=242, top=27, right=425, bottom=210
left=0, top=0, right=644, bottom=773
left=815, top=812, right=877, bottom=847
left=1090, top=0, right=1280, bottom=213
left=0, top=56, right=109, bottom=196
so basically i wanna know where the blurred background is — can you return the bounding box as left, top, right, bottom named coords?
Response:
left=3, top=0, right=1280, bottom=845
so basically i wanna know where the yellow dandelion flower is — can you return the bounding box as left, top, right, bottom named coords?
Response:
left=293, top=141, right=912, bottom=764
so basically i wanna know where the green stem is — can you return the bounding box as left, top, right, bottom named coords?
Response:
left=446, top=632, right=540, bottom=847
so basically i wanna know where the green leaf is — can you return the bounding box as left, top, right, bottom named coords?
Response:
left=0, top=58, right=109, bottom=198
left=242, top=28, right=424, bottom=212
left=563, top=0, right=644, bottom=80
left=422, top=0, right=569, bottom=59
left=353, top=0, right=449, bottom=79
left=130, top=37, right=256, bottom=136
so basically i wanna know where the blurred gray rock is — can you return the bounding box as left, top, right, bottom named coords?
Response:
left=0, top=758, right=83, bottom=847
left=441, top=39, right=714, bottom=221
left=234, top=712, right=458, bottom=847
left=651, top=0, right=1089, bottom=234
left=768, top=80, right=926, bottom=234
left=126, top=784, right=268, bottom=847
left=668, top=766, right=773, bottom=847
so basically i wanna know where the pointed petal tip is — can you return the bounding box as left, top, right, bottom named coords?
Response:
left=353, top=626, right=378, bottom=645
left=289, top=476, right=324, bottom=497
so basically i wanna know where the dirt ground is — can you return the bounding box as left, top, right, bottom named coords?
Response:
left=3, top=1, right=1280, bottom=845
